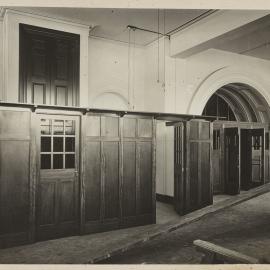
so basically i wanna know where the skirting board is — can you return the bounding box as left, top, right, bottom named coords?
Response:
left=156, top=193, right=174, bottom=204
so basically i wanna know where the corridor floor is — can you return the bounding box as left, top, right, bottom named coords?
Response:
left=102, top=192, right=270, bottom=264
left=0, top=184, right=269, bottom=264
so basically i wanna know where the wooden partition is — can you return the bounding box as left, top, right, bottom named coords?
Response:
left=212, top=121, right=269, bottom=195
left=0, top=109, right=33, bottom=248
left=174, top=120, right=213, bottom=215
left=82, top=114, right=156, bottom=233
left=0, top=106, right=156, bottom=248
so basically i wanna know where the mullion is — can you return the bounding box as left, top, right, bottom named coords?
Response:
left=51, top=121, right=53, bottom=169
left=63, top=120, right=66, bottom=169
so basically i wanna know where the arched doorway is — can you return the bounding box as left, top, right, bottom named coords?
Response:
left=202, top=83, right=270, bottom=195
left=202, top=83, right=270, bottom=123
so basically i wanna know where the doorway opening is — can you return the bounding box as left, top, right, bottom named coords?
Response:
left=202, top=83, right=270, bottom=200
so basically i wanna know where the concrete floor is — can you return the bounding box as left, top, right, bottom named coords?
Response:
left=0, top=183, right=269, bottom=264
left=102, top=192, right=270, bottom=264
left=156, top=193, right=234, bottom=225
left=156, top=201, right=178, bottom=224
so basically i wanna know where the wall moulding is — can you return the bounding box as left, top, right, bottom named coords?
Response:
left=187, top=67, right=270, bottom=115
left=2, top=8, right=89, bottom=106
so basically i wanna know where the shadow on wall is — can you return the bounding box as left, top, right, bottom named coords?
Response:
left=92, top=92, right=130, bottom=110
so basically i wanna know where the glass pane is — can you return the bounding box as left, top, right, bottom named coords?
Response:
left=65, top=154, right=75, bottom=169
left=41, top=154, right=51, bottom=169
left=53, top=137, right=64, bottom=152
left=53, top=154, right=63, bottom=169
left=53, top=120, right=64, bottom=135
left=65, top=120, right=75, bottom=135
left=65, top=137, right=75, bottom=152
left=41, top=119, right=51, bottom=135
left=41, top=137, right=51, bottom=152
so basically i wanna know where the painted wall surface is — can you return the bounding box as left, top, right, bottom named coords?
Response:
left=3, top=9, right=270, bottom=199
left=143, top=38, right=167, bottom=112
left=88, top=37, right=146, bottom=111
left=156, top=49, right=270, bottom=196
left=171, top=49, right=270, bottom=115
left=156, top=121, right=174, bottom=197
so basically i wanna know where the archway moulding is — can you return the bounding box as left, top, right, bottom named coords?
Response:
left=91, top=91, right=131, bottom=110
left=187, top=67, right=270, bottom=115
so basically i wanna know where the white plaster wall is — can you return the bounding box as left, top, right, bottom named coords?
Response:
left=88, top=37, right=146, bottom=111
left=155, top=49, right=270, bottom=197
left=143, top=38, right=167, bottom=112
left=156, top=120, right=174, bottom=197
left=171, top=49, right=270, bottom=115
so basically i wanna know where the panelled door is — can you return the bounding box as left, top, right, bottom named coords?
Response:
left=83, top=115, right=121, bottom=233
left=250, top=129, right=264, bottom=187
left=174, top=122, right=185, bottom=215
left=224, top=128, right=240, bottom=195
left=37, top=115, right=80, bottom=240
left=240, top=128, right=264, bottom=190
left=240, top=129, right=252, bottom=190
left=174, top=120, right=213, bottom=215
left=185, top=120, right=213, bottom=213
left=19, top=24, right=79, bottom=106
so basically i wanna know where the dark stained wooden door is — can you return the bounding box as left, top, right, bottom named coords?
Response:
left=251, top=129, right=264, bottom=187
left=0, top=110, right=32, bottom=248
left=37, top=115, right=80, bottom=240
left=265, top=131, right=270, bottom=183
left=241, top=128, right=264, bottom=190
left=122, top=116, right=154, bottom=226
left=83, top=115, right=121, bottom=233
left=240, top=129, right=252, bottom=190
left=174, top=120, right=213, bottom=215
left=224, top=128, right=240, bottom=195
left=212, top=128, right=223, bottom=194
left=185, top=120, right=213, bottom=213
left=82, top=114, right=155, bottom=233
left=19, top=24, right=79, bottom=106
left=174, top=122, right=185, bottom=215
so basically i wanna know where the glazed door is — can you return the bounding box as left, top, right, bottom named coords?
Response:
left=224, top=128, right=240, bottom=195
left=37, top=115, right=80, bottom=240
left=250, top=129, right=264, bottom=187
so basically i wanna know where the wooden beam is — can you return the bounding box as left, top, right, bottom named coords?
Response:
left=194, top=239, right=261, bottom=264
left=0, top=101, right=224, bottom=122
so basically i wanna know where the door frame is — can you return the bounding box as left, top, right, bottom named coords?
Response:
left=19, top=23, right=80, bottom=106
left=34, top=111, right=81, bottom=241
left=213, top=121, right=268, bottom=195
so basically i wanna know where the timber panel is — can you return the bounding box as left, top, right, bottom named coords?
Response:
left=0, top=110, right=31, bottom=248
left=174, top=120, right=213, bottom=215
left=83, top=115, right=155, bottom=233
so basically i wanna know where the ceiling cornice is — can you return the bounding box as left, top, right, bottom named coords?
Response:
left=4, top=8, right=92, bottom=29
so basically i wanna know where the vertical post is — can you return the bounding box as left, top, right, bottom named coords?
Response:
left=29, top=111, right=38, bottom=243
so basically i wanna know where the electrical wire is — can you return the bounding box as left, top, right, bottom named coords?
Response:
left=132, top=29, right=136, bottom=110
left=127, top=27, right=131, bottom=106
left=157, top=9, right=160, bottom=83
left=163, top=9, right=166, bottom=91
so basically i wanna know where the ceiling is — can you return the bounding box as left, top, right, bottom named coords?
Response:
left=211, top=14, right=270, bottom=61
left=10, top=7, right=210, bottom=45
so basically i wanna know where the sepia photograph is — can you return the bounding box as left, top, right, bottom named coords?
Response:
left=0, top=1, right=269, bottom=267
